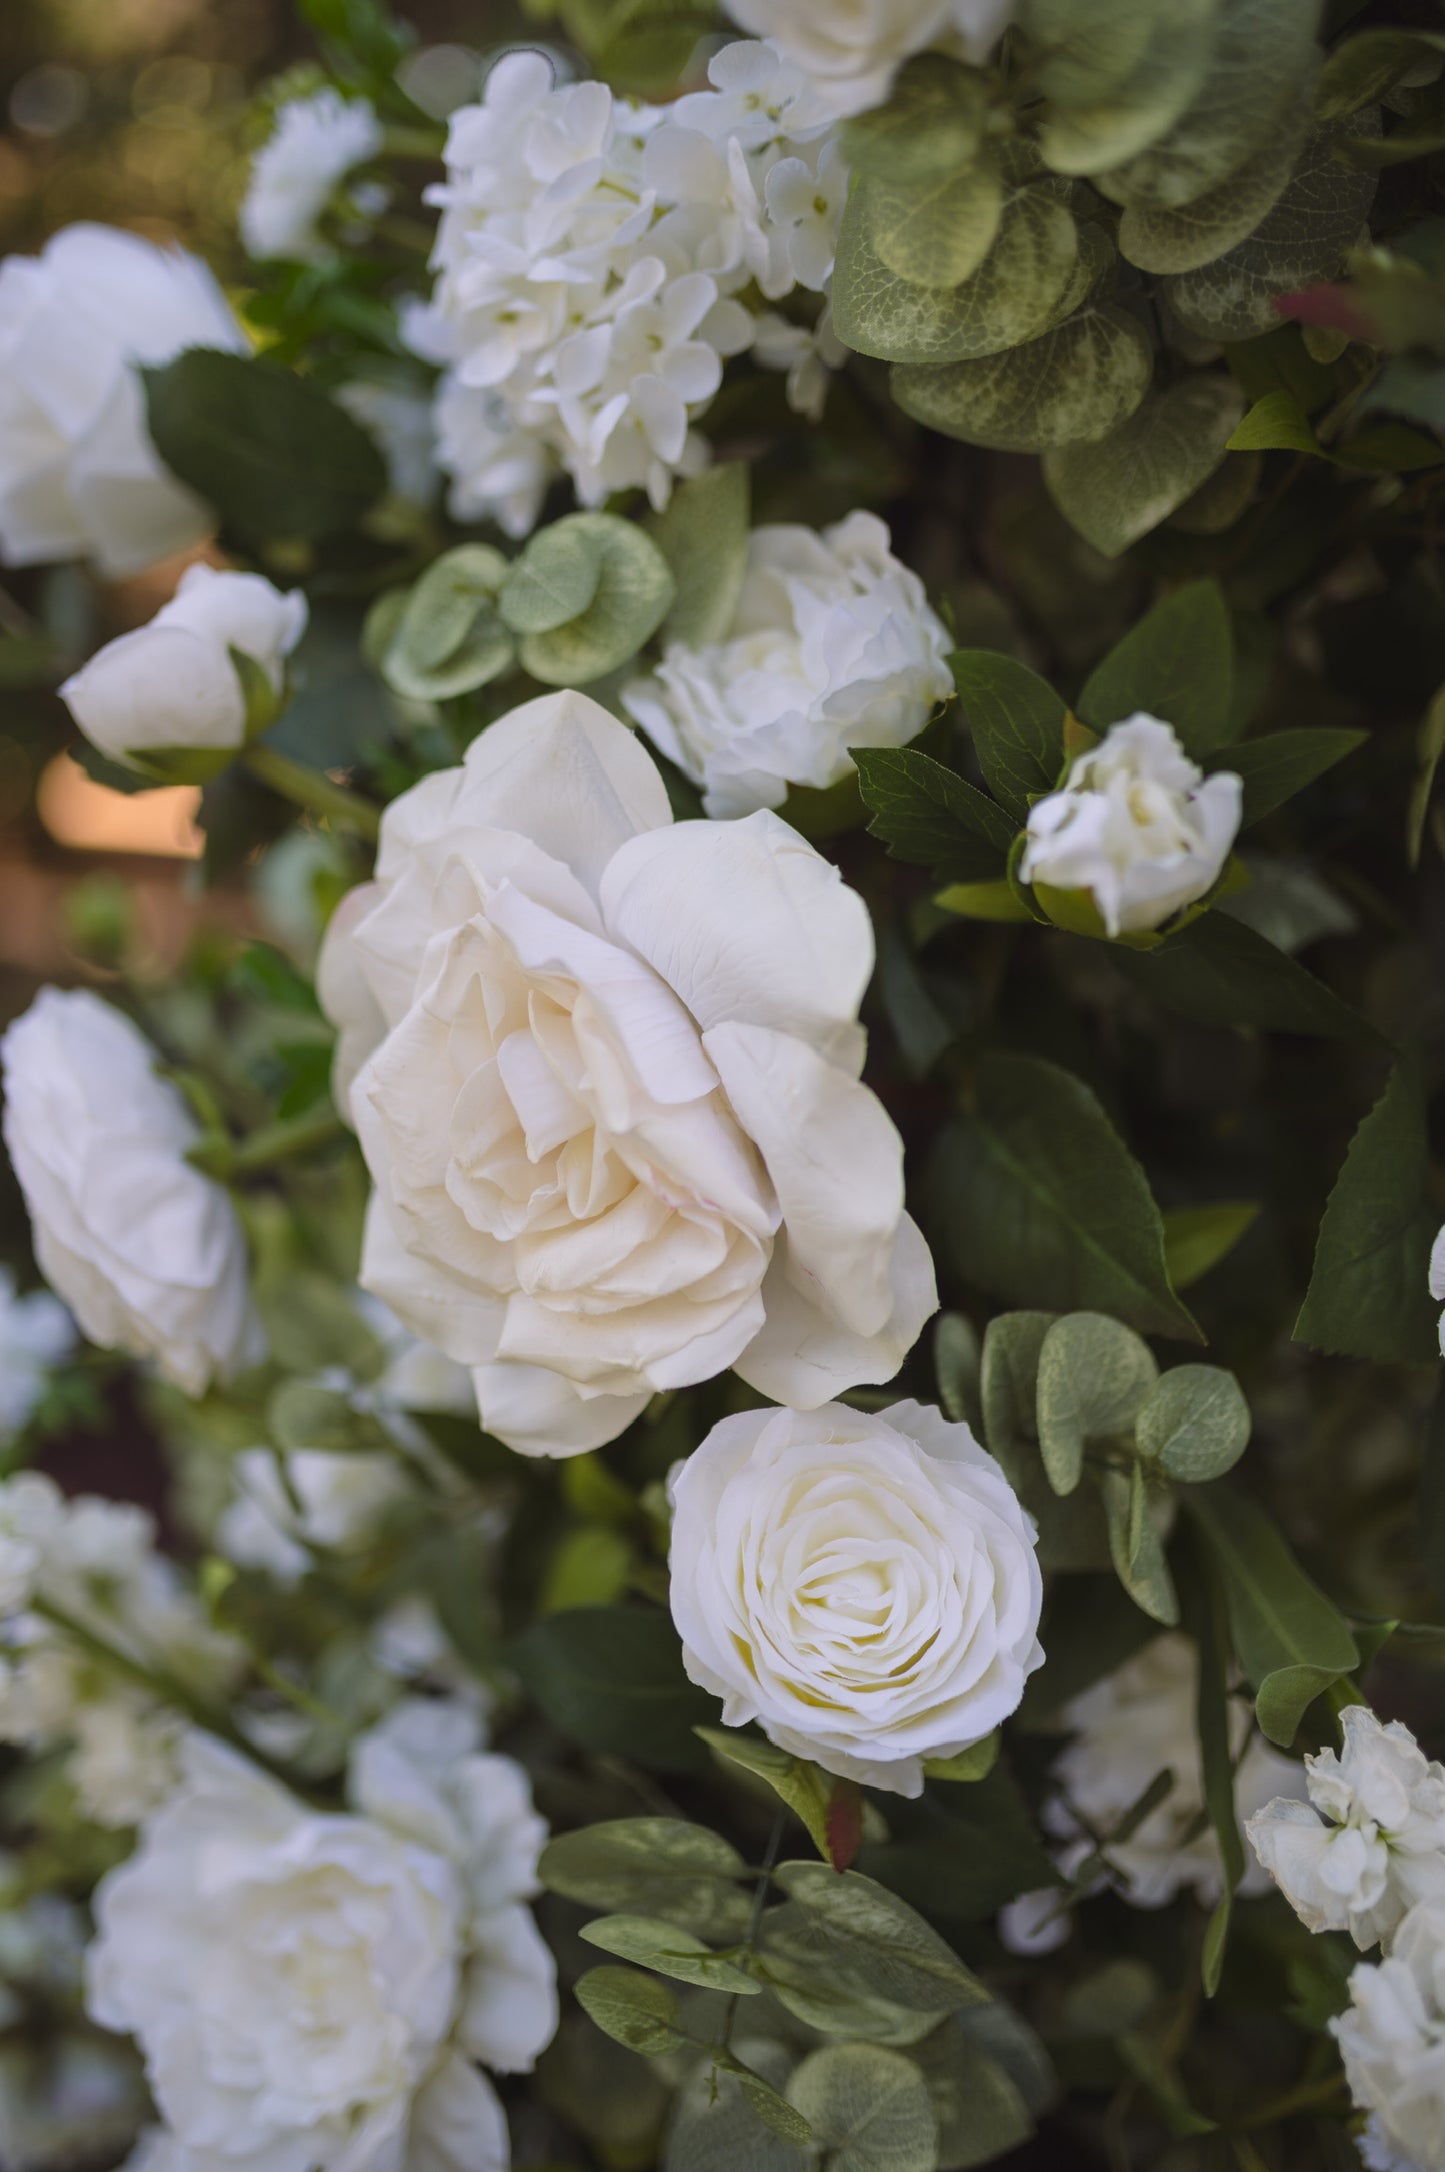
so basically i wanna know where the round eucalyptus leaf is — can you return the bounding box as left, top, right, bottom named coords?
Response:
left=1118, top=75, right=1314, bottom=274
left=1135, top=1363, right=1251, bottom=1481
left=1043, top=374, right=1245, bottom=556
left=841, top=53, right=989, bottom=186
left=1024, top=0, right=1221, bottom=177
left=383, top=603, right=513, bottom=702
left=499, top=519, right=606, bottom=634
left=394, top=544, right=510, bottom=672
left=1036, top=1312, right=1159, bottom=1497
left=864, top=154, right=1004, bottom=291
left=787, top=2044, right=936, bottom=2172
left=892, top=301, right=1153, bottom=453
left=519, top=513, right=675, bottom=685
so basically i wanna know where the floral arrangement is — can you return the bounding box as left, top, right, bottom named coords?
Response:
left=1, top=2, right=1445, bottom=2169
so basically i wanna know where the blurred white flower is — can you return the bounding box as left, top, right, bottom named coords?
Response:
left=1333, top=1905, right=1445, bottom=2172
left=1, top=989, right=263, bottom=1395
left=1020, top=715, right=1243, bottom=938
left=0, top=223, right=245, bottom=576
left=751, top=304, right=847, bottom=420
left=241, top=90, right=384, bottom=263
left=997, top=1886, right=1073, bottom=1956
left=724, top=0, right=1016, bottom=119
left=623, top=511, right=953, bottom=817
left=0, top=1271, right=72, bottom=1442
left=1248, top=1707, right=1445, bottom=1950
left=60, top=564, right=306, bottom=771
left=1430, top=1224, right=1445, bottom=1359
left=336, top=378, right=439, bottom=506
left=217, top=1448, right=411, bottom=1585
left=87, top=1700, right=556, bottom=2172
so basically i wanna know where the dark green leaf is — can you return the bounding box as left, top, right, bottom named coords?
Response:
left=1105, top=911, right=1375, bottom=1041
left=853, top=744, right=1015, bottom=880
left=1211, top=727, right=1368, bottom=826
left=509, top=1606, right=718, bottom=1772
left=1078, top=580, right=1235, bottom=755
left=950, top=651, right=1067, bottom=819
left=1162, top=1202, right=1260, bottom=1289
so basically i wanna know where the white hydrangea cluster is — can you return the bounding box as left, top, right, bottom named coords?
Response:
left=0, top=1473, right=240, bottom=1826
left=408, top=40, right=847, bottom=537
left=240, top=89, right=384, bottom=265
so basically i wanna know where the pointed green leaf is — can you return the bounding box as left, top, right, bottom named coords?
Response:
left=1105, top=910, right=1375, bottom=1041
left=950, top=651, right=1066, bottom=819
left=1078, top=580, right=1234, bottom=753
left=647, top=462, right=750, bottom=650
left=1210, top=726, right=1367, bottom=825
left=853, top=744, right=1015, bottom=881
left=575, top=1965, right=689, bottom=2055
left=1161, top=1202, right=1259, bottom=1290
left=1044, top=378, right=1246, bottom=557
left=579, top=1915, right=759, bottom=1994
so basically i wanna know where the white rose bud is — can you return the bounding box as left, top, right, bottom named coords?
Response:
left=724, top=0, right=1015, bottom=117
left=623, top=512, right=954, bottom=819
left=241, top=90, right=385, bottom=266
left=86, top=1701, right=557, bottom=2172
left=667, top=1398, right=1044, bottom=1795
left=318, top=690, right=937, bottom=1458
left=1019, top=714, right=1243, bottom=939
left=1331, top=1904, right=1445, bottom=2172
left=1247, top=1707, right=1445, bottom=1951
left=0, top=989, right=262, bottom=1395
left=0, top=223, right=246, bottom=577
left=59, top=564, right=306, bottom=776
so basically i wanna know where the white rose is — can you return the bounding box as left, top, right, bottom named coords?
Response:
left=0, top=223, right=245, bottom=577
left=1047, top=1633, right=1307, bottom=1908
left=1247, top=1707, right=1445, bottom=1951
left=0, top=989, right=262, bottom=1395
left=624, top=511, right=954, bottom=819
left=86, top=1701, right=557, bottom=2172
left=318, top=690, right=936, bottom=1458
left=60, top=564, right=306, bottom=771
left=1333, top=1905, right=1445, bottom=2172
left=724, top=1, right=1016, bottom=118
left=1019, top=714, right=1243, bottom=938
left=667, top=1397, right=1043, bottom=1795
left=241, top=90, right=384, bottom=265
left=1429, top=1223, right=1445, bottom=1358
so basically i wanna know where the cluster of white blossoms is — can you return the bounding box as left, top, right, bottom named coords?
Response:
left=318, top=689, right=936, bottom=1457
left=1020, top=716, right=1243, bottom=939
left=240, top=89, right=384, bottom=265
left=86, top=1697, right=556, bottom=2172
left=0, top=1473, right=240, bottom=1826
left=0, top=1269, right=72, bottom=1443
left=407, top=40, right=848, bottom=537
left=623, top=512, right=954, bottom=817
left=1, top=990, right=262, bottom=1396
left=725, top=0, right=1017, bottom=118
left=0, top=224, right=244, bottom=577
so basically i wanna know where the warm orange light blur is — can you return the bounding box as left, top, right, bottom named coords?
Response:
left=37, top=753, right=203, bottom=859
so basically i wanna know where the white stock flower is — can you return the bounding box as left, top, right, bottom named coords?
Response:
left=1247, top=1707, right=1445, bottom=1951
left=60, top=563, right=306, bottom=770
left=1333, top=1905, right=1445, bottom=2172
left=0, top=223, right=245, bottom=577
left=1048, top=1634, right=1306, bottom=1909
left=1, top=989, right=263, bottom=1395
left=217, top=1448, right=412, bottom=1583
left=0, top=1269, right=72, bottom=1440
left=724, top=0, right=1016, bottom=119
left=411, top=43, right=844, bottom=534
left=624, top=510, right=953, bottom=818
left=1019, top=715, right=1243, bottom=938
left=668, top=1397, right=1043, bottom=1795
left=318, top=689, right=935, bottom=1457
left=1430, top=1224, right=1445, bottom=1359
left=240, top=89, right=384, bottom=264
left=87, top=1699, right=557, bottom=2172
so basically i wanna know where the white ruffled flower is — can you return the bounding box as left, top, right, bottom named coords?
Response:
left=241, top=90, right=384, bottom=264
left=1019, top=715, right=1243, bottom=938
left=1, top=988, right=263, bottom=1395
left=668, top=1398, right=1043, bottom=1795
left=318, top=688, right=935, bottom=1458
left=624, top=511, right=953, bottom=818
left=1333, top=1905, right=1445, bottom=2172
left=1047, top=1633, right=1307, bottom=1909
left=1247, top=1708, right=1445, bottom=1951
left=60, top=563, right=306, bottom=771
left=411, top=43, right=844, bottom=534
left=0, top=223, right=246, bottom=577
left=1429, top=1224, right=1445, bottom=1359
left=87, top=1699, right=557, bottom=2172
left=0, top=1269, right=72, bottom=1441
left=725, top=0, right=1016, bottom=119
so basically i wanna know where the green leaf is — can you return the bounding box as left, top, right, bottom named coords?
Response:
left=915, top=2015, right=1039, bottom=2168
left=934, top=879, right=1037, bottom=922
left=1023, top=0, right=1220, bottom=175
left=864, top=156, right=1004, bottom=290
left=892, top=302, right=1154, bottom=455
left=1227, top=388, right=1321, bottom=455
left=950, top=651, right=1067, bottom=819
left=1295, top=1057, right=1441, bottom=1364
left=771, top=1864, right=989, bottom=2015
left=648, top=463, right=750, bottom=649
left=1036, top=1312, right=1159, bottom=1496
left=860, top=1768, right=1062, bottom=1925
left=1105, top=910, right=1375, bottom=1041
left=1212, top=726, right=1367, bottom=826
left=1044, top=378, right=1246, bottom=558
left=579, top=1915, right=759, bottom=1994
left=696, top=1728, right=837, bottom=1866
left=840, top=53, right=989, bottom=185
left=1184, top=1483, right=1360, bottom=1744
left=980, top=1311, right=1056, bottom=1475
left=1419, top=1380, right=1445, bottom=1609
left=1315, top=27, right=1445, bottom=122
left=1181, top=1536, right=1247, bottom=1997
left=1161, top=1202, right=1259, bottom=1289
left=1078, top=579, right=1234, bottom=755
left=500, top=520, right=604, bottom=634
left=666, top=2045, right=812, bottom=2167
left=1116, top=74, right=1314, bottom=274
left=516, top=513, right=675, bottom=684
left=1100, top=1464, right=1180, bottom=1624
left=923, top=1733, right=1000, bottom=1784
left=1407, top=684, right=1445, bottom=869
left=933, top=1052, right=1201, bottom=1341
left=509, top=1607, right=717, bottom=1773
left=268, top=1381, right=393, bottom=1458
left=539, top=1818, right=753, bottom=1940
left=575, top=1965, right=689, bottom=2056
left=853, top=744, right=1015, bottom=880
left=143, top=349, right=386, bottom=544
left=934, top=1311, right=982, bottom=1431
left=382, top=545, right=513, bottom=700
left=1134, top=1365, right=1251, bottom=1482
left=787, top=2045, right=937, bottom=2172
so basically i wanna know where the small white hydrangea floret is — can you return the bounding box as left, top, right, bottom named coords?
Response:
left=1332, top=1904, right=1445, bottom=2172
left=241, top=90, right=384, bottom=264
left=1247, top=1707, right=1445, bottom=1951
left=668, top=1397, right=1044, bottom=1796
left=724, top=0, right=1017, bottom=120
left=59, top=564, right=306, bottom=770
left=623, top=512, right=954, bottom=818
left=1019, top=715, right=1243, bottom=938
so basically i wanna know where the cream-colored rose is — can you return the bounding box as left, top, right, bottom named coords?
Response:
left=318, top=690, right=935, bottom=1457
left=724, top=0, right=1015, bottom=117
left=0, top=989, right=262, bottom=1394
left=667, top=1398, right=1043, bottom=1795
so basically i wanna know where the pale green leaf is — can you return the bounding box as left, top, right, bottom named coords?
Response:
left=648, top=463, right=750, bottom=649
left=771, top=1864, right=989, bottom=2014
left=1134, top=1365, right=1251, bottom=1482
left=696, top=1727, right=835, bottom=1864
left=1101, top=1465, right=1181, bottom=1624
left=1024, top=0, right=1220, bottom=175
left=539, top=1819, right=753, bottom=1939
left=841, top=53, right=989, bottom=185
left=934, top=1311, right=981, bottom=1430
left=923, top=1733, right=999, bottom=1783
left=1036, top=1312, right=1159, bottom=1496
left=892, top=301, right=1153, bottom=455
left=787, top=2045, right=937, bottom=2172
left=865, top=155, right=1004, bottom=290
left=579, top=1914, right=759, bottom=1994
left=517, top=513, right=675, bottom=684
left=498, top=520, right=603, bottom=634
left=1118, top=75, right=1314, bottom=273
left=575, top=1965, right=689, bottom=2055
left=1161, top=1202, right=1259, bottom=1290
left=1227, top=388, right=1321, bottom=454
left=1044, top=377, right=1246, bottom=557
left=1314, top=28, right=1445, bottom=122
left=665, top=2043, right=811, bottom=2169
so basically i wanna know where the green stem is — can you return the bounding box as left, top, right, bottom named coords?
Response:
left=244, top=746, right=381, bottom=841
left=720, top=1808, right=787, bottom=2053
left=228, top=1107, right=346, bottom=1175
left=380, top=125, right=445, bottom=162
